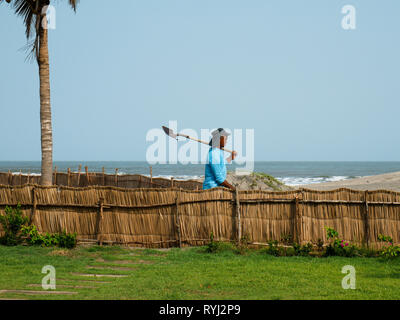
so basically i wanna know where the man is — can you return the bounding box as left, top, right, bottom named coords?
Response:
left=203, top=128, right=237, bottom=191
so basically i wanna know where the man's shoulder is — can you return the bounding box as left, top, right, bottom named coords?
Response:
left=208, top=148, right=224, bottom=164
left=209, top=148, right=224, bottom=157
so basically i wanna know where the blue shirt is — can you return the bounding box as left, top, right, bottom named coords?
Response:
left=203, top=148, right=227, bottom=190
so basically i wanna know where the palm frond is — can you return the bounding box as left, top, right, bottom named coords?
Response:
left=7, top=0, right=78, bottom=63
left=12, top=0, right=36, bottom=39
left=19, top=37, right=38, bottom=63
left=68, top=0, right=79, bottom=12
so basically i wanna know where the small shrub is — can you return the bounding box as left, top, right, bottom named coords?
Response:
left=206, top=232, right=218, bottom=253
left=57, top=230, right=77, bottom=249
left=206, top=232, right=233, bottom=253
left=282, top=246, right=296, bottom=256
left=263, top=240, right=313, bottom=257
left=378, top=234, right=400, bottom=258
left=378, top=234, right=393, bottom=244
left=264, top=240, right=281, bottom=256
left=42, top=232, right=59, bottom=247
left=0, top=204, right=29, bottom=246
left=323, top=227, right=357, bottom=257
left=234, top=234, right=250, bottom=255
left=316, top=238, right=324, bottom=252
left=21, top=225, right=43, bottom=245
left=19, top=222, right=77, bottom=249
left=280, top=233, right=293, bottom=246
left=325, top=240, right=356, bottom=257
left=293, top=242, right=313, bottom=256
left=325, top=227, right=339, bottom=240
left=380, top=245, right=400, bottom=259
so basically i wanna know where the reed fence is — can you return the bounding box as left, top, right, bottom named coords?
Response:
left=0, top=184, right=399, bottom=249
left=0, top=167, right=202, bottom=190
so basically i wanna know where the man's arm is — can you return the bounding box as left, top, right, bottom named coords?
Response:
left=209, top=149, right=236, bottom=191
left=226, top=151, right=237, bottom=163
left=220, top=180, right=236, bottom=191
left=223, top=151, right=236, bottom=190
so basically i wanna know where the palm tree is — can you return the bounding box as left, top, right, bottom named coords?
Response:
left=1, top=0, right=78, bottom=185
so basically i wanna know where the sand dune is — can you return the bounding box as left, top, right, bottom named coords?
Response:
left=297, top=171, right=400, bottom=192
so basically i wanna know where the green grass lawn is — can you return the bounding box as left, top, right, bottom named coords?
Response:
left=0, top=245, right=399, bottom=300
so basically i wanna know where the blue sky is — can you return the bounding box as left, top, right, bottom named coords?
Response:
left=1, top=0, right=399, bottom=161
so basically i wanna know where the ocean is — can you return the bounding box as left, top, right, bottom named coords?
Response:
left=1, top=161, right=400, bottom=186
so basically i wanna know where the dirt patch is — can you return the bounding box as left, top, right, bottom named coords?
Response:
left=86, top=265, right=135, bottom=271
left=127, top=247, right=169, bottom=254
left=71, top=273, right=128, bottom=278
left=28, top=284, right=96, bottom=289
left=107, top=260, right=136, bottom=265
left=48, top=249, right=72, bottom=257
left=133, top=259, right=154, bottom=264
left=97, top=259, right=146, bottom=265
left=104, top=259, right=154, bottom=265
left=57, top=278, right=111, bottom=284
left=0, top=290, right=77, bottom=295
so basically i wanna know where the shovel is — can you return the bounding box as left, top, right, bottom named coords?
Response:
left=162, top=126, right=234, bottom=154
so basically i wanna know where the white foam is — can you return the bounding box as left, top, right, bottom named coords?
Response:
left=11, top=172, right=41, bottom=176
left=6, top=171, right=361, bottom=186
left=278, top=176, right=356, bottom=186
left=325, top=175, right=349, bottom=182
left=152, top=175, right=204, bottom=181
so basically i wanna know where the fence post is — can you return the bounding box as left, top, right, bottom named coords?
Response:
left=77, top=164, right=82, bottom=187
left=235, top=188, right=241, bottom=244
left=85, top=166, right=90, bottom=185
left=150, top=166, right=153, bottom=186
left=102, top=167, right=105, bottom=185
left=96, top=197, right=104, bottom=246
left=67, top=168, right=71, bottom=187
left=115, top=168, right=119, bottom=187
left=295, top=196, right=299, bottom=243
left=364, top=190, right=370, bottom=248
left=175, top=189, right=182, bottom=248
left=28, top=171, right=30, bottom=184
left=54, top=166, right=57, bottom=185
left=171, top=178, right=174, bottom=188
left=19, top=170, right=22, bottom=186
left=85, top=166, right=88, bottom=184
left=294, top=190, right=303, bottom=244
left=30, top=187, right=37, bottom=226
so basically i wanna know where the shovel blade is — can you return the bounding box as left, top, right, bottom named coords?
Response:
left=162, top=126, right=177, bottom=139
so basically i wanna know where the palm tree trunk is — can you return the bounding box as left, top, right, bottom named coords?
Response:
left=38, top=22, right=53, bottom=186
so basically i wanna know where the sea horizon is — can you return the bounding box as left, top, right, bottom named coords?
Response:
left=1, top=161, right=400, bottom=186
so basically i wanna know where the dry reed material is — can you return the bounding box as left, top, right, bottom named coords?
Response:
left=0, top=172, right=202, bottom=190
left=0, top=184, right=399, bottom=248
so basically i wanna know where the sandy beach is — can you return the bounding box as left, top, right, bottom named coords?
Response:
left=297, top=171, right=400, bottom=192
left=225, top=171, right=400, bottom=192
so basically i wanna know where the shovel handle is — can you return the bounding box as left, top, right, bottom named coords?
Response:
left=178, top=134, right=233, bottom=154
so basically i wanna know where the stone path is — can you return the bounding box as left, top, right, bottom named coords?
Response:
left=0, top=255, right=155, bottom=299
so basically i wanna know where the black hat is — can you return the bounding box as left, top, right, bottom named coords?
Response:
left=209, top=128, right=230, bottom=146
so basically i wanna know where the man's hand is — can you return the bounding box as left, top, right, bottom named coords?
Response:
left=220, top=180, right=236, bottom=191
left=231, top=151, right=237, bottom=160
left=226, top=151, right=237, bottom=163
